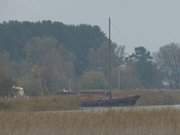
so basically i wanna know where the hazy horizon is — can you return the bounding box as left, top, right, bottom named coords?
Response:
left=1, top=0, right=180, bottom=52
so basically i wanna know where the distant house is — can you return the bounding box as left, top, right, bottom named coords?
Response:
left=162, top=81, right=170, bottom=88
left=12, top=86, right=24, bottom=97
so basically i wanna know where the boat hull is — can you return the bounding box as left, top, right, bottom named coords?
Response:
left=80, top=95, right=140, bottom=107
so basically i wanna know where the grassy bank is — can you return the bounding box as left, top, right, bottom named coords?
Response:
left=113, top=89, right=180, bottom=105
left=0, top=108, right=179, bottom=135
left=1, top=89, right=180, bottom=111
left=0, top=96, right=80, bottom=111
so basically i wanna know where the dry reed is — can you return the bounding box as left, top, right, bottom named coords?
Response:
left=0, top=108, right=179, bottom=135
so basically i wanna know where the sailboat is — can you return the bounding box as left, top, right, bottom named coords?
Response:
left=80, top=18, right=140, bottom=107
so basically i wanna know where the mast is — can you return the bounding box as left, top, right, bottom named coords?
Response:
left=108, top=17, right=112, bottom=99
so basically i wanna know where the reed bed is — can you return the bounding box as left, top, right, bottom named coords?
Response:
left=0, top=108, right=180, bottom=135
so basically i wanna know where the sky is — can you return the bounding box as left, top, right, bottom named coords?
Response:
left=0, top=0, right=180, bottom=52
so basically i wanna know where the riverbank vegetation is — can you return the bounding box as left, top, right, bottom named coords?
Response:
left=0, top=108, right=179, bottom=135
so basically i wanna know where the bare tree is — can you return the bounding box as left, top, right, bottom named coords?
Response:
left=79, top=71, right=107, bottom=90
left=20, top=37, right=75, bottom=95
left=111, top=64, right=142, bottom=89
left=0, top=51, right=14, bottom=96
left=157, top=43, right=180, bottom=88
left=87, top=44, right=125, bottom=84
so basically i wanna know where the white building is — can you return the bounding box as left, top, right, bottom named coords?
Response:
left=12, top=86, right=24, bottom=97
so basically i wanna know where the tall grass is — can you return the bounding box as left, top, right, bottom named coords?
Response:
left=0, top=108, right=180, bottom=135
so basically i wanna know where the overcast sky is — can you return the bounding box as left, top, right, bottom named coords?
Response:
left=0, top=0, right=180, bottom=52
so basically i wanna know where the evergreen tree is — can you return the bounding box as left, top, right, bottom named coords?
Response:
left=127, top=47, right=159, bottom=88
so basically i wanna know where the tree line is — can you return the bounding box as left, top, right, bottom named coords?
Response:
left=0, top=21, right=179, bottom=96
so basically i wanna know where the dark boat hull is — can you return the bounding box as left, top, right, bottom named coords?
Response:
left=80, top=95, right=140, bottom=107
